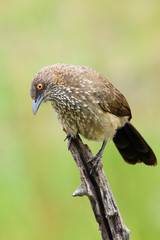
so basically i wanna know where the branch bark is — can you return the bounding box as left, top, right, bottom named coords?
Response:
left=69, top=135, right=130, bottom=240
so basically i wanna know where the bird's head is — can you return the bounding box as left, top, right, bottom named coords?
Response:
left=30, top=66, right=56, bottom=114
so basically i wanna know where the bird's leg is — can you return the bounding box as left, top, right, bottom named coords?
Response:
left=88, top=139, right=108, bottom=174
left=64, top=134, right=77, bottom=150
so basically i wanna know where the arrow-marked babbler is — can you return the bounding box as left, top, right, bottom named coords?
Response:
left=30, top=64, right=157, bottom=172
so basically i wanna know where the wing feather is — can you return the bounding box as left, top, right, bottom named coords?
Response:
left=92, top=74, right=132, bottom=119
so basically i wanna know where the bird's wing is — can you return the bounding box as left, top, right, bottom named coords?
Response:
left=61, top=65, right=131, bottom=119
left=92, top=74, right=132, bottom=119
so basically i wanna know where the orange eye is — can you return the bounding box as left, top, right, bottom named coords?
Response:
left=37, top=83, right=44, bottom=90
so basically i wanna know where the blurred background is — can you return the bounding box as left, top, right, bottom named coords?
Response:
left=0, top=0, right=160, bottom=239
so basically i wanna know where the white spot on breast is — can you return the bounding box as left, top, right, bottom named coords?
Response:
left=83, top=104, right=88, bottom=108
left=81, top=95, right=86, bottom=100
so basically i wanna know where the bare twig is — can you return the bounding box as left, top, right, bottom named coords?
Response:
left=69, top=135, right=130, bottom=240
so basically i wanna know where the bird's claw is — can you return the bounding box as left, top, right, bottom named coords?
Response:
left=64, top=134, right=73, bottom=150
left=64, top=134, right=78, bottom=150
left=88, top=154, right=102, bottom=175
left=88, top=140, right=107, bottom=175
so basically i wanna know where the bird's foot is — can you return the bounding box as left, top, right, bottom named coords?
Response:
left=64, top=134, right=76, bottom=150
left=88, top=153, right=103, bottom=175
left=87, top=139, right=107, bottom=175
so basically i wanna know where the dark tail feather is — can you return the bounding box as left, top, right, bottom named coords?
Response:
left=113, top=123, right=157, bottom=166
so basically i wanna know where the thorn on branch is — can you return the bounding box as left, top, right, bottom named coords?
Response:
left=72, top=183, right=87, bottom=197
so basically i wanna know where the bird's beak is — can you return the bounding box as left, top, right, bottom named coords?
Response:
left=32, top=93, right=44, bottom=115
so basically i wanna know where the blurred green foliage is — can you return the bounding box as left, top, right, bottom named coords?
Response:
left=0, top=0, right=160, bottom=239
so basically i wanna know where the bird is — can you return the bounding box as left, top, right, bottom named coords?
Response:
left=30, top=64, right=157, bottom=172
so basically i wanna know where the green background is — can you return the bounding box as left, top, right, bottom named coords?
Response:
left=0, top=0, right=160, bottom=239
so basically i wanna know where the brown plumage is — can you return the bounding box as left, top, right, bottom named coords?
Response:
left=30, top=64, right=157, bottom=170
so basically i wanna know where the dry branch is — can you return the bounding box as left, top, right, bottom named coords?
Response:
left=69, top=135, right=130, bottom=240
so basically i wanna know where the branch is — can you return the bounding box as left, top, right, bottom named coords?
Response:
left=69, top=135, right=130, bottom=240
